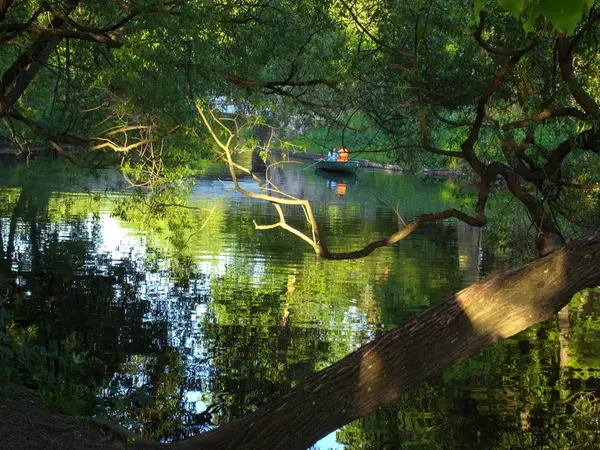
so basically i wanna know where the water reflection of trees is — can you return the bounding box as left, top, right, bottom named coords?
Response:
left=2, top=186, right=599, bottom=447
left=196, top=221, right=467, bottom=427
left=0, top=188, right=188, bottom=438
left=0, top=185, right=477, bottom=442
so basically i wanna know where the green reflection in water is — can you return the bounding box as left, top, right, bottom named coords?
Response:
left=0, top=163, right=598, bottom=448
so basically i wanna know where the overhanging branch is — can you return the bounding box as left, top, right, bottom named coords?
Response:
left=195, top=105, right=493, bottom=261
left=169, top=230, right=600, bottom=450
left=0, top=25, right=123, bottom=48
left=502, top=107, right=587, bottom=132
left=463, top=16, right=547, bottom=175
left=221, top=72, right=337, bottom=89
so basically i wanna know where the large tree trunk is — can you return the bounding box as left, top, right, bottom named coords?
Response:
left=168, top=230, right=600, bottom=450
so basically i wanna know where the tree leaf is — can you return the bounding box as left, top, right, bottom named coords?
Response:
left=498, top=0, right=529, bottom=17
left=536, top=0, right=590, bottom=34
left=481, top=0, right=593, bottom=34
left=474, top=0, right=487, bottom=16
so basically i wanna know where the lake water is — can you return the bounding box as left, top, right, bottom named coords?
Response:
left=0, top=161, right=598, bottom=449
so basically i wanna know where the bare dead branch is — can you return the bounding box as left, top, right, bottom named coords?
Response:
left=321, top=206, right=487, bottom=260
left=7, top=109, right=89, bottom=146
left=48, top=140, right=116, bottom=169
left=195, top=104, right=493, bottom=261
left=517, top=128, right=600, bottom=182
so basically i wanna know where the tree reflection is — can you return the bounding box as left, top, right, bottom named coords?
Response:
left=0, top=188, right=179, bottom=433
left=1, top=178, right=599, bottom=448
left=336, top=296, right=600, bottom=449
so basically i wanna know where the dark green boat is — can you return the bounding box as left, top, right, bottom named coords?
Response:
left=314, top=160, right=361, bottom=174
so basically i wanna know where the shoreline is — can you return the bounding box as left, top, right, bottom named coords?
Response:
left=0, top=145, right=468, bottom=180
left=281, top=149, right=467, bottom=179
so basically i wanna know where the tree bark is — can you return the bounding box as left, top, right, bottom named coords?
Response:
left=0, top=0, right=79, bottom=108
left=168, top=230, right=600, bottom=450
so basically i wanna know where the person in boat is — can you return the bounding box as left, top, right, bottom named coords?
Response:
left=337, top=146, right=349, bottom=162
left=327, top=147, right=338, bottom=161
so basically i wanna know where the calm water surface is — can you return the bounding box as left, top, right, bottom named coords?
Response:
left=0, top=162, right=598, bottom=449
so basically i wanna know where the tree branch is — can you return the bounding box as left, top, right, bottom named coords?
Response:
left=63, top=1, right=182, bottom=34
left=0, top=24, right=123, bottom=47
left=502, top=107, right=587, bottom=132
left=0, top=0, right=80, bottom=107
left=474, top=12, right=516, bottom=56
left=169, top=230, right=600, bottom=450
left=48, top=140, right=116, bottom=169
left=463, top=16, right=547, bottom=175
left=475, top=12, right=548, bottom=57
left=339, top=0, right=414, bottom=58
left=221, top=72, right=337, bottom=89
left=557, top=31, right=599, bottom=116
left=195, top=106, right=492, bottom=261
left=568, top=8, right=600, bottom=54
left=430, top=106, right=489, bottom=128
left=558, top=180, right=600, bottom=190
left=489, top=162, right=564, bottom=255
left=0, top=0, right=15, bottom=22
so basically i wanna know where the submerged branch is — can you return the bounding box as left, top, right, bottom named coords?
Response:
left=320, top=207, right=486, bottom=260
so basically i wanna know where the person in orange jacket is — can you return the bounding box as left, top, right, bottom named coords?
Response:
left=337, top=146, right=349, bottom=162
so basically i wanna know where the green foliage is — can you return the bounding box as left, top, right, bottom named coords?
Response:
left=477, top=0, right=594, bottom=33
left=290, top=114, right=397, bottom=165
left=1, top=3, right=600, bottom=447
left=0, top=305, right=102, bottom=415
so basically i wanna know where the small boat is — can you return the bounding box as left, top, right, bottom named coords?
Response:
left=314, top=160, right=360, bottom=174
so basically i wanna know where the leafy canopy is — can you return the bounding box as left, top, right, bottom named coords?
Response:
left=477, top=0, right=596, bottom=33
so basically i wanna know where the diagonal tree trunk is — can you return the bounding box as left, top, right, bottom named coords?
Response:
left=167, top=230, right=600, bottom=450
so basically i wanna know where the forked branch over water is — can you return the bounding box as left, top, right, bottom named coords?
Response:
left=194, top=103, right=491, bottom=260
